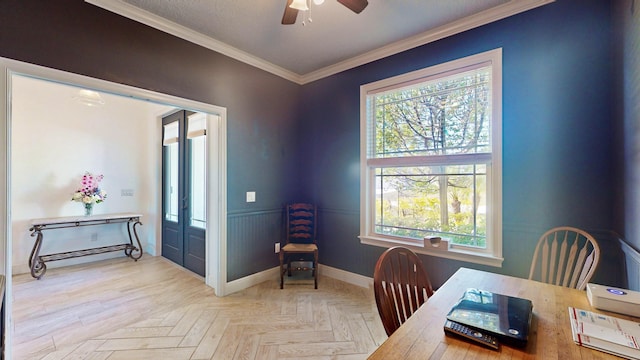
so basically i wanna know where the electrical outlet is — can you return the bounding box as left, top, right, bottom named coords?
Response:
left=275, top=242, right=280, bottom=253
left=91, top=233, right=98, bottom=242
left=246, top=191, right=256, bottom=202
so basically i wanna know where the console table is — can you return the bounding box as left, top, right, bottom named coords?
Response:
left=28, top=213, right=143, bottom=279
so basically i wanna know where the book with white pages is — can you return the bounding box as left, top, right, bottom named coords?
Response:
left=568, top=307, right=640, bottom=360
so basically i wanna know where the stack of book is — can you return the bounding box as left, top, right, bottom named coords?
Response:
left=569, top=307, right=640, bottom=359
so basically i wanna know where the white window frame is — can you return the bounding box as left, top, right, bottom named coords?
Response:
left=359, top=48, right=503, bottom=267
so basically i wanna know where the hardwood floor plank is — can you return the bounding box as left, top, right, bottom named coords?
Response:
left=96, top=326, right=173, bottom=339
left=312, top=300, right=331, bottom=331
left=255, top=344, right=279, bottom=360
left=190, top=315, right=230, bottom=359
left=297, top=294, right=314, bottom=324
left=127, top=317, right=169, bottom=328
left=178, top=309, right=218, bottom=347
left=168, top=306, right=205, bottom=337
left=36, top=342, right=78, bottom=360
left=279, top=292, right=297, bottom=316
left=12, top=333, right=56, bottom=359
left=233, top=334, right=260, bottom=360
left=96, top=336, right=184, bottom=351
left=363, top=312, right=387, bottom=347
left=59, top=340, right=108, bottom=360
left=211, top=324, right=244, bottom=359
left=259, top=330, right=336, bottom=345
left=329, top=304, right=352, bottom=342
left=346, top=312, right=377, bottom=353
left=277, top=341, right=358, bottom=357
left=52, top=309, right=144, bottom=348
left=103, top=347, right=195, bottom=360
left=71, top=351, right=113, bottom=360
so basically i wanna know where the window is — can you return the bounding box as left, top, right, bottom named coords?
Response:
left=360, top=49, right=503, bottom=266
left=163, top=121, right=180, bottom=223
left=187, top=112, right=207, bottom=229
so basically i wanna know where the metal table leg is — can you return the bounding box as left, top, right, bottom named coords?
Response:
left=28, top=226, right=47, bottom=279
left=125, top=217, right=144, bottom=260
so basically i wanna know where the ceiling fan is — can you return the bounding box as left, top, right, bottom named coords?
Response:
left=282, top=0, right=369, bottom=25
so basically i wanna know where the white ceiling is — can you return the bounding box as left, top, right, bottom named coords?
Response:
left=86, top=0, right=553, bottom=84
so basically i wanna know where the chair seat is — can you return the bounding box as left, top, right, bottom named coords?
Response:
left=282, top=243, right=317, bottom=252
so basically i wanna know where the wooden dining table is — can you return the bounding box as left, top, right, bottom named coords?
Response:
left=368, top=267, right=638, bottom=359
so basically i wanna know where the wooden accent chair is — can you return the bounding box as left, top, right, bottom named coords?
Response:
left=528, top=226, right=600, bottom=290
left=373, top=246, right=434, bottom=336
left=279, top=203, right=318, bottom=289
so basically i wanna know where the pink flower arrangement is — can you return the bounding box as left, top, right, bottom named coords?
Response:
left=71, top=172, right=107, bottom=204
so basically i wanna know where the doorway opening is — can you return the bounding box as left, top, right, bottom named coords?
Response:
left=0, top=57, right=228, bottom=358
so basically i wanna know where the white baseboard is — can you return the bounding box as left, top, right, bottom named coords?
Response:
left=145, top=245, right=157, bottom=256
left=223, top=263, right=373, bottom=295
left=319, top=263, right=373, bottom=289
left=12, top=264, right=29, bottom=275
left=225, top=266, right=280, bottom=294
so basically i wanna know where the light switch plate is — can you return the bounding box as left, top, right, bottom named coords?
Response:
left=121, top=189, right=134, bottom=197
left=246, top=191, right=256, bottom=202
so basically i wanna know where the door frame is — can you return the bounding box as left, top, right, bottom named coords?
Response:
left=0, top=56, right=228, bottom=358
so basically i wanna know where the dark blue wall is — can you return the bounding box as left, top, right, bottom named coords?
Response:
left=299, top=0, right=624, bottom=287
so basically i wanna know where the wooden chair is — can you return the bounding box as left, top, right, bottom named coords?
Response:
left=373, top=246, right=434, bottom=336
left=279, top=203, right=318, bottom=289
left=528, top=226, right=600, bottom=290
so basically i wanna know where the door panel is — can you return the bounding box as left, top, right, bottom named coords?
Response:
left=162, top=110, right=206, bottom=276
left=162, top=111, right=184, bottom=267
left=162, top=226, right=181, bottom=263
left=185, top=231, right=206, bottom=276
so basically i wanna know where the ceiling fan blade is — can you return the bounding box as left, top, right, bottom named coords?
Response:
left=282, top=0, right=299, bottom=24
left=337, top=0, right=368, bottom=14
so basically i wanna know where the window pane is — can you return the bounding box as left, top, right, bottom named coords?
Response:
left=374, top=164, right=486, bottom=247
left=165, top=143, right=179, bottom=222
left=374, top=67, right=491, bottom=158
left=190, top=136, right=206, bottom=229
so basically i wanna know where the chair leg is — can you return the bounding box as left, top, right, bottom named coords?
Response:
left=314, top=249, right=318, bottom=289
left=279, top=251, right=284, bottom=289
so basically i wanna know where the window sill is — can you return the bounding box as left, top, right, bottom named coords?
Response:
left=360, top=235, right=504, bottom=268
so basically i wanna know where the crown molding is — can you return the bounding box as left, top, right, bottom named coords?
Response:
left=301, top=0, right=555, bottom=84
left=86, top=0, right=554, bottom=85
left=85, top=0, right=304, bottom=84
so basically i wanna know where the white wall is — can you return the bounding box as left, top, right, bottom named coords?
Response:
left=11, top=75, right=169, bottom=274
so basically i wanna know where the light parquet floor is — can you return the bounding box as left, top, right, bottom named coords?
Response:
left=12, top=256, right=388, bottom=359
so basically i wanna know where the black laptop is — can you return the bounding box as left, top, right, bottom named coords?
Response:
left=446, top=288, right=534, bottom=348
